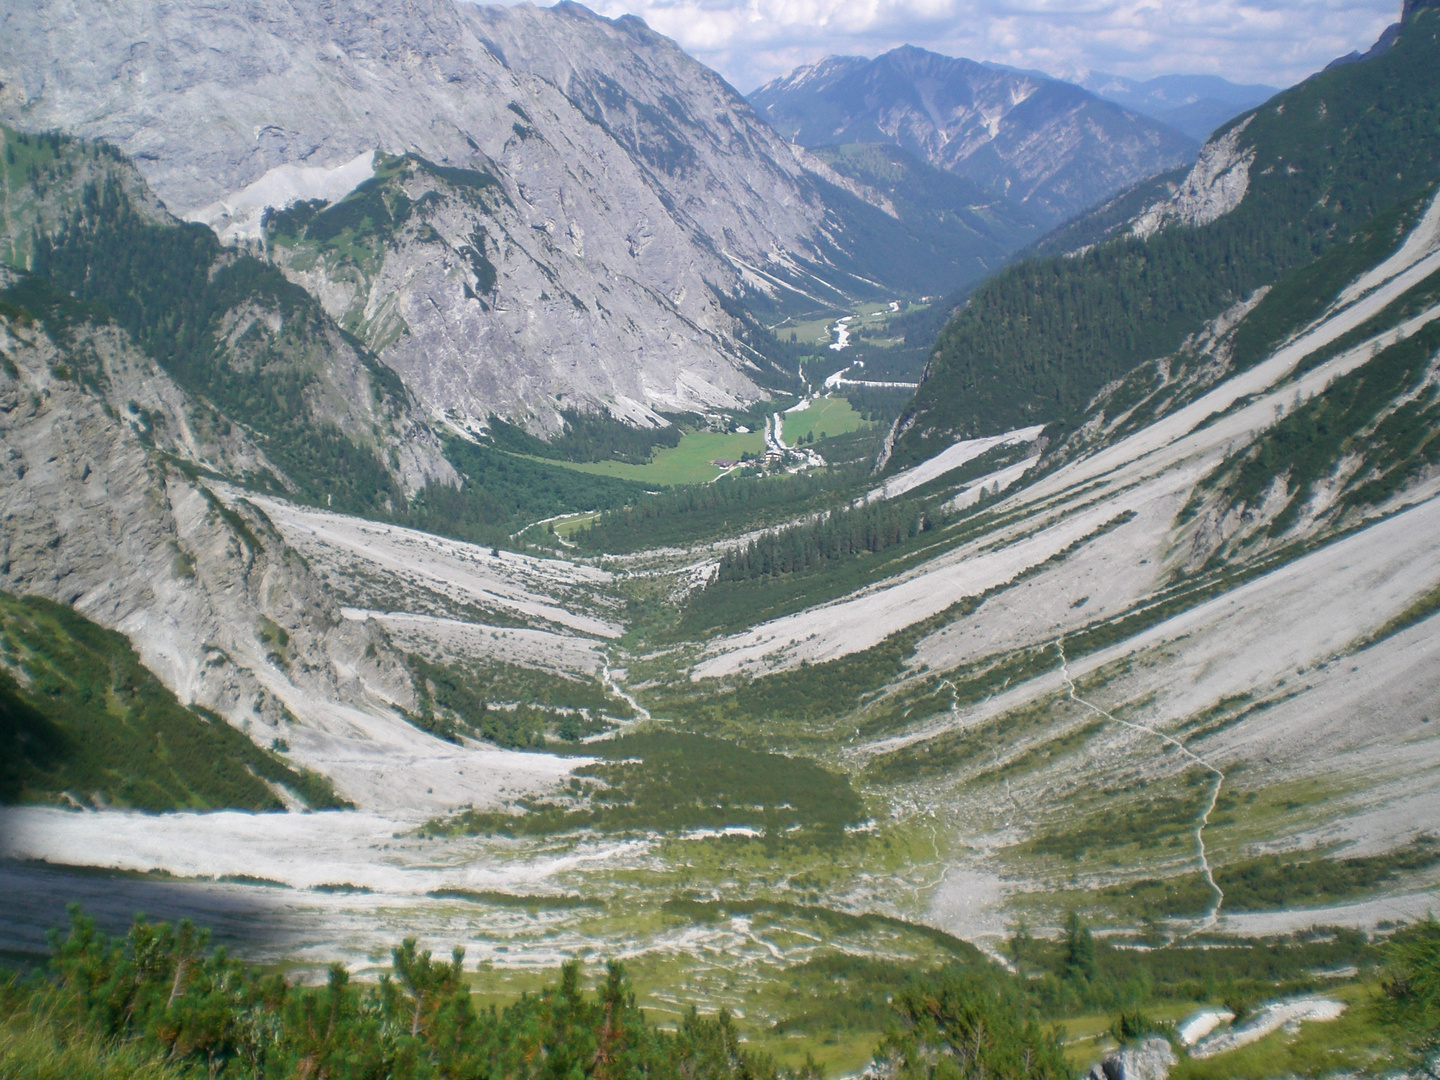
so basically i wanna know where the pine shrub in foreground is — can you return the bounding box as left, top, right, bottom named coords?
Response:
left=0, top=906, right=1081, bottom=1080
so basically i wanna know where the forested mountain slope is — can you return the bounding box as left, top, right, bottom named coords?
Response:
left=886, top=7, right=1440, bottom=468
left=1, top=128, right=455, bottom=509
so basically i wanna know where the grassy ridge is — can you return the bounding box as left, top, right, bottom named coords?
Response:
left=0, top=592, right=345, bottom=811
left=1103, top=836, right=1440, bottom=917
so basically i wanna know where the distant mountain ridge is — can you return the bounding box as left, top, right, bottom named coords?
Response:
left=1060, top=71, right=1278, bottom=142
left=888, top=3, right=1440, bottom=466
left=748, top=46, right=1197, bottom=226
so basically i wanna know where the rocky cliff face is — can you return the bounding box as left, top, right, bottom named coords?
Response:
left=0, top=288, right=585, bottom=814
left=749, top=46, right=1197, bottom=227
left=0, top=127, right=455, bottom=505
left=263, top=152, right=757, bottom=433
left=0, top=124, right=556, bottom=810
left=0, top=287, right=419, bottom=771
left=1129, top=118, right=1256, bottom=238
left=0, top=0, right=925, bottom=433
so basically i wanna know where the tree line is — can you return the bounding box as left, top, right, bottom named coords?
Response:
left=713, top=499, right=937, bottom=583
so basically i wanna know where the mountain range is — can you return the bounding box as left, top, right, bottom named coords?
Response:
left=748, top=46, right=1199, bottom=226
left=0, top=1, right=1198, bottom=437
left=890, top=7, right=1440, bottom=463
left=1060, top=71, right=1277, bottom=142
left=2, top=0, right=805, bottom=433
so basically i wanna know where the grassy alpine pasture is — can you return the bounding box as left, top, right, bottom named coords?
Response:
left=518, top=429, right=765, bottom=485
left=503, top=397, right=869, bottom=487
left=781, top=314, right=840, bottom=346
left=777, top=396, right=873, bottom=444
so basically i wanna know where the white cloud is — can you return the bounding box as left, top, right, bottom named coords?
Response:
left=576, top=0, right=1399, bottom=93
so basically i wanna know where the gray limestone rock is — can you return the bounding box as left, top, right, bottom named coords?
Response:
left=1089, top=1036, right=1178, bottom=1080
left=0, top=309, right=417, bottom=796
left=1130, top=118, right=1257, bottom=239
left=0, top=0, right=861, bottom=430
left=0, top=129, right=456, bottom=497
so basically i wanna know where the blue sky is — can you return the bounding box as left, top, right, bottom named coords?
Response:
left=573, top=0, right=1400, bottom=94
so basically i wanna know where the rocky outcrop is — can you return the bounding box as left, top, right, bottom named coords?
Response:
left=0, top=295, right=585, bottom=814
left=1088, top=1036, right=1177, bottom=1080
left=0, top=306, right=417, bottom=763
left=0, top=126, right=456, bottom=499
left=265, top=153, right=756, bottom=433
left=1131, top=117, right=1256, bottom=238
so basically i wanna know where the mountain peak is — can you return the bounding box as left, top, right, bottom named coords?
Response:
left=749, top=48, right=1193, bottom=224
left=753, top=54, right=868, bottom=96
left=876, top=44, right=994, bottom=69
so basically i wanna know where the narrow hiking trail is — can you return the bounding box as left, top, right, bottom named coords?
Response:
left=1055, top=638, right=1227, bottom=928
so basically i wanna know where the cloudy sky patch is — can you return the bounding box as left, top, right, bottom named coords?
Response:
left=578, top=0, right=1400, bottom=94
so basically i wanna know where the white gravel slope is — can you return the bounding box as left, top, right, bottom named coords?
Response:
left=868, top=426, right=1044, bottom=502
left=696, top=254, right=1440, bottom=678
left=242, top=492, right=621, bottom=639
left=0, top=807, right=623, bottom=892
left=344, top=610, right=605, bottom=676
left=866, top=492, right=1440, bottom=762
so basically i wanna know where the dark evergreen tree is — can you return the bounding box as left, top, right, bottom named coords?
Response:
left=1060, top=912, right=1097, bottom=984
